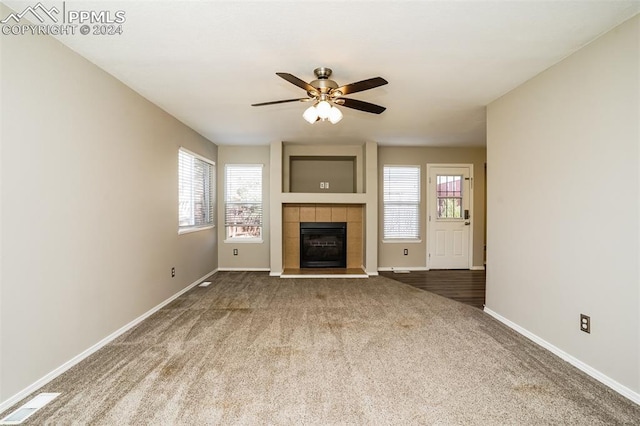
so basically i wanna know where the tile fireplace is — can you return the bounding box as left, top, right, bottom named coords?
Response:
left=282, top=204, right=363, bottom=270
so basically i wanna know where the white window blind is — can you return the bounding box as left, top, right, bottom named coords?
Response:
left=225, top=164, right=263, bottom=239
left=178, top=148, right=215, bottom=231
left=383, top=165, right=420, bottom=239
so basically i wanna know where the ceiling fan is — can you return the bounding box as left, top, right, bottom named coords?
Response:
left=251, top=67, right=388, bottom=124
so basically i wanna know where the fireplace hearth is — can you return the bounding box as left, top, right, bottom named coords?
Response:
left=300, top=222, right=347, bottom=268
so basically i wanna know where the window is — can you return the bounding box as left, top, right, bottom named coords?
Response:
left=178, top=148, right=215, bottom=232
left=383, top=165, right=420, bottom=239
left=436, top=175, right=462, bottom=219
left=178, top=148, right=215, bottom=233
left=225, top=164, right=263, bottom=240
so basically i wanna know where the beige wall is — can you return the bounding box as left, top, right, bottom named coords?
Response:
left=377, top=147, right=486, bottom=269
left=290, top=159, right=355, bottom=193
left=283, top=144, right=364, bottom=193
left=0, top=6, right=218, bottom=402
left=486, top=15, right=639, bottom=395
left=217, top=145, right=271, bottom=269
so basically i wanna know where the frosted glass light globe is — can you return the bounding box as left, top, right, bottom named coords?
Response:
left=302, top=105, right=319, bottom=123
left=316, top=101, right=331, bottom=119
left=328, top=106, right=343, bottom=124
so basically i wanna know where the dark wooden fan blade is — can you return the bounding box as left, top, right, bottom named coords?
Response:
left=276, top=73, right=317, bottom=94
left=335, top=77, right=388, bottom=96
left=251, top=98, right=308, bottom=106
left=338, top=98, right=386, bottom=114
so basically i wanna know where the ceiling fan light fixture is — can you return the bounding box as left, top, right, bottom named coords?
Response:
left=302, top=105, right=319, bottom=124
left=328, top=106, right=343, bottom=124
left=253, top=68, right=388, bottom=123
left=316, top=100, right=331, bottom=119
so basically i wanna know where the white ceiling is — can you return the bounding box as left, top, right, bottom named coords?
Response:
left=7, top=0, right=640, bottom=146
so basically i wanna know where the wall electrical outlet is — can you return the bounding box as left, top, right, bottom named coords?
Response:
left=171, top=267, right=175, bottom=278
left=233, top=248, right=238, bottom=256
left=580, top=314, right=590, bottom=333
left=320, top=182, right=325, bottom=189
left=325, top=182, right=329, bottom=189
left=403, top=248, right=408, bottom=255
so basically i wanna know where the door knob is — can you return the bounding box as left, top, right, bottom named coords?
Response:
left=464, top=221, right=470, bottom=226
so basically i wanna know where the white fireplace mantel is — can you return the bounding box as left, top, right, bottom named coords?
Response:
left=280, top=192, right=368, bottom=204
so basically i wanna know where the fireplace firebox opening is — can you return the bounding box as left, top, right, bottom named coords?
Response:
left=300, top=222, right=347, bottom=268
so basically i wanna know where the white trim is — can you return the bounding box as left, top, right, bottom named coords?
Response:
left=378, top=266, right=430, bottom=272
left=378, top=266, right=483, bottom=272
left=365, top=264, right=379, bottom=276
left=0, top=269, right=218, bottom=414
left=382, top=239, right=422, bottom=244
left=217, top=267, right=270, bottom=272
left=178, top=225, right=214, bottom=235
left=269, top=271, right=282, bottom=277
left=484, top=307, right=640, bottom=405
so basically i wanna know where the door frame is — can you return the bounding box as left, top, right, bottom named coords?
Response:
left=426, top=163, right=474, bottom=270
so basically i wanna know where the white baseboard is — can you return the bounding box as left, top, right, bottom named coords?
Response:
left=483, top=307, right=640, bottom=405
left=269, top=271, right=282, bottom=277
left=217, top=267, right=270, bottom=272
left=0, top=269, right=218, bottom=414
left=377, top=266, right=430, bottom=272
left=378, top=266, right=485, bottom=272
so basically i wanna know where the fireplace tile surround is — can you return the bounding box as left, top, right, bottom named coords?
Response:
left=283, top=204, right=363, bottom=269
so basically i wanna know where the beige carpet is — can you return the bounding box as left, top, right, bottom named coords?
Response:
left=8, top=272, right=640, bottom=424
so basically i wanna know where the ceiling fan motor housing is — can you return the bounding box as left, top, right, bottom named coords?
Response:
left=309, top=67, right=339, bottom=96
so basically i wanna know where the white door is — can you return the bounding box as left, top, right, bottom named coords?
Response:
left=427, top=165, right=473, bottom=269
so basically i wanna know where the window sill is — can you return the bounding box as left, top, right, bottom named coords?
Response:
left=224, top=238, right=264, bottom=244
left=383, top=239, right=422, bottom=244
left=178, top=225, right=214, bottom=235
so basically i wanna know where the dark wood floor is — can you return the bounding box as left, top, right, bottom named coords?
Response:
left=380, top=269, right=486, bottom=309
